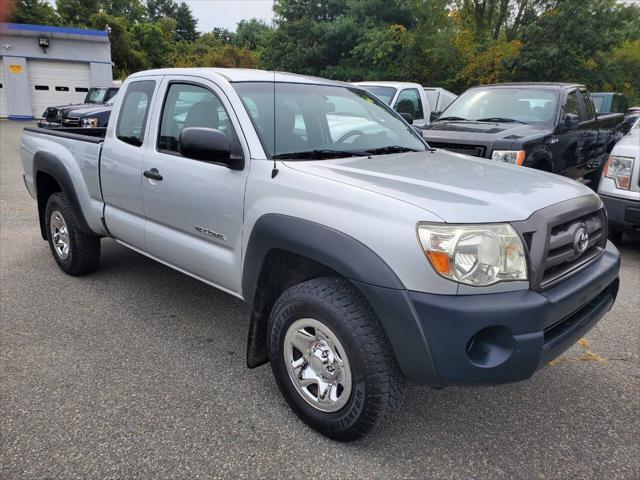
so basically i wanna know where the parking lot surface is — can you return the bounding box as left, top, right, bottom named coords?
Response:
left=1, top=120, right=639, bottom=479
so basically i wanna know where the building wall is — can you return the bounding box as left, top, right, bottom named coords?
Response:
left=0, top=31, right=113, bottom=118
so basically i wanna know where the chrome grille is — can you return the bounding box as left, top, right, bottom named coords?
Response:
left=61, top=116, right=80, bottom=127
left=541, top=210, right=606, bottom=288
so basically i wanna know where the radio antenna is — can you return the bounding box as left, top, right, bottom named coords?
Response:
left=271, top=70, right=279, bottom=178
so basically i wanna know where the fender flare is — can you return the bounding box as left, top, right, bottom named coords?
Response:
left=33, top=151, right=93, bottom=239
left=242, top=214, right=404, bottom=306
left=241, top=214, right=441, bottom=384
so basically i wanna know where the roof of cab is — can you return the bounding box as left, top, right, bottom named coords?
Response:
left=472, top=82, right=585, bottom=89
left=127, top=68, right=353, bottom=87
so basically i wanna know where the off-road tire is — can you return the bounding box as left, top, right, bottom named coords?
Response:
left=45, top=192, right=100, bottom=275
left=267, top=277, right=404, bottom=441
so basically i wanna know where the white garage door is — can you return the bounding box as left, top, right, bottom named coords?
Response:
left=0, top=59, right=8, bottom=118
left=27, top=60, right=91, bottom=118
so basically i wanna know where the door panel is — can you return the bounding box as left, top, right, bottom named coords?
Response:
left=142, top=79, right=248, bottom=294
left=578, top=89, right=603, bottom=173
left=101, top=79, right=158, bottom=249
left=559, top=89, right=585, bottom=177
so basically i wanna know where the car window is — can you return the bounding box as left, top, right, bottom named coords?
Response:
left=580, top=91, right=595, bottom=121
left=612, top=95, right=627, bottom=113
left=233, top=82, right=425, bottom=158
left=591, top=95, right=605, bottom=113
left=158, top=82, right=237, bottom=154
left=116, top=80, right=155, bottom=147
left=359, top=86, right=396, bottom=105
left=443, top=87, right=558, bottom=124
left=565, top=91, right=580, bottom=117
left=394, top=88, right=424, bottom=120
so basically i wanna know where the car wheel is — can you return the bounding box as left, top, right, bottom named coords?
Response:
left=267, top=277, right=404, bottom=441
left=45, top=192, right=101, bottom=275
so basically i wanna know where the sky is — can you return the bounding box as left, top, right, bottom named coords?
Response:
left=183, top=0, right=275, bottom=31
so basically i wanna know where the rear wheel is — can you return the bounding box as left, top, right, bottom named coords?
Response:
left=267, top=277, right=404, bottom=441
left=45, top=193, right=101, bottom=275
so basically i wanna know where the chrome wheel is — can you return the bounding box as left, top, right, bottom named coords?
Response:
left=284, top=318, right=352, bottom=412
left=49, top=210, right=70, bottom=260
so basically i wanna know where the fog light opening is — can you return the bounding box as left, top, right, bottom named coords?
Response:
left=466, top=326, right=516, bottom=368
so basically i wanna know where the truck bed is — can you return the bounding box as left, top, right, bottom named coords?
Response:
left=23, top=127, right=107, bottom=144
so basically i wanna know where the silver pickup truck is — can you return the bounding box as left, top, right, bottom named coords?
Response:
left=21, top=68, right=620, bottom=441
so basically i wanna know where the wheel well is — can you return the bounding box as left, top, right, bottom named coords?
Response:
left=535, top=160, right=552, bottom=172
left=246, top=249, right=342, bottom=368
left=35, top=171, right=62, bottom=240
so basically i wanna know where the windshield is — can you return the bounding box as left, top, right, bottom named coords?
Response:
left=85, top=88, right=108, bottom=104
left=440, top=87, right=558, bottom=124
left=357, top=86, right=397, bottom=105
left=233, top=82, right=425, bottom=159
left=105, top=93, right=118, bottom=106
left=590, top=95, right=605, bottom=113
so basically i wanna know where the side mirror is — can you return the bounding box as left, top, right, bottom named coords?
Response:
left=564, top=113, right=579, bottom=131
left=399, top=112, right=414, bottom=125
left=179, top=127, right=243, bottom=170
left=430, top=111, right=441, bottom=122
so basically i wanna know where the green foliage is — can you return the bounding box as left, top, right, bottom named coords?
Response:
left=9, top=0, right=640, bottom=102
left=11, top=0, right=60, bottom=25
left=175, top=1, right=198, bottom=42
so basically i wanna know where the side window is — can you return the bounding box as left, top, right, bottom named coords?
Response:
left=116, top=80, right=155, bottom=147
left=564, top=90, right=580, bottom=117
left=158, top=82, right=237, bottom=154
left=394, top=89, right=423, bottom=120
left=612, top=95, right=627, bottom=113
left=580, top=90, right=594, bottom=121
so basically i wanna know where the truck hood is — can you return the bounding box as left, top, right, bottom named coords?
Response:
left=283, top=150, right=594, bottom=223
left=65, top=104, right=113, bottom=117
left=424, top=120, right=548, bottom=143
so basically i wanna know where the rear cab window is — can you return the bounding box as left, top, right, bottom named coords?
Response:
left=116, top=80, right=156, bottom=147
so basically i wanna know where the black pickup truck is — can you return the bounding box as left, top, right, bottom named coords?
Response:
left=423, top=83, right=623, bottom=186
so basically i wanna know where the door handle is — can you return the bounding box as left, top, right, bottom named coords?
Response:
left=143, top=168, right=163, bottom=181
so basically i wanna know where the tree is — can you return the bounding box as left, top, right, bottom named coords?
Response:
left=102, top=0, right=147, bottom=23
left=55, top=0, right=101, bottom=26
left=90, top=11, right=148, bottom=76
left=11, top=0, right=61, bottom=25
left=235, top=19, right=272, bottom=50
left=145, top=0, right=178, bottom=21
left=175, top=1, right=198, bottom=42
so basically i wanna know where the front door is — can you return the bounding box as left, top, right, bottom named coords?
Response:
left=141, top=78, right=249, bottom=295
left=558, top=89, right=585, bottom=177
left=578, top=89, right=603, bottom=173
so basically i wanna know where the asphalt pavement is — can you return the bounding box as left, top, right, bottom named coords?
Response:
left=1, top=119, right=638, bottom=479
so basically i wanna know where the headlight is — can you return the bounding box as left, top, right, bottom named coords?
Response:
left=80, top=117, right=98, bottom=128
left=417, top=223, right=528, bottom=286
left=604, top=155, right=634, bottom=190
left=491, top=150, right=525, bottom=165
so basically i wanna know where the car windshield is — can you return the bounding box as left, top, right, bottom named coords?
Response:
left=440, top=87, right=559, bottom=124
left=357, top=86, right=397, bottom=105
left=85, top=88, right=108, bottom=104
left=591, top=95, right=605, bottom=113
left=233, top=82, right=425, bottom=159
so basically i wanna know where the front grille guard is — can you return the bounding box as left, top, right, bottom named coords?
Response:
left=511, top=195, right=606, bottom=292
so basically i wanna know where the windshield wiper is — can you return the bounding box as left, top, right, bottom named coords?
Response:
left=272, top=149, right=368, bottom=160
left=437, top=116, right=469, bottom=121
left=475, top=117, right=526, bottom=124
left=364, top=145, right=421, bottom=155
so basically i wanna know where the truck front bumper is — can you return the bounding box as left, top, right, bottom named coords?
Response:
left=356, top=241, right=620, bottom=386
left=600, top=193, right=640, bottom=238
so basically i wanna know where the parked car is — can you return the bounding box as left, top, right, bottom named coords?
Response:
left=423, top=87, right=457, bottom=122
left=621, top=106, right=640, bottom=134
left=21, top=68, right=620, bottom=441
left=353, top=81, right=431, bottom=127
left=424, top=83, right=622, bottom=186
left=39, top=86, right=119, bottom=127
left=598, top=117, right=640, bottom=242
left=60, top=94, right=117, bottom=128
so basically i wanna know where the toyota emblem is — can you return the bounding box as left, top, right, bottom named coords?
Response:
left=573, top=225, right=589, bottom=255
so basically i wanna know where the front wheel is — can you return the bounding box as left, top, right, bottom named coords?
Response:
left=267, top=277, right=404, bottom=441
